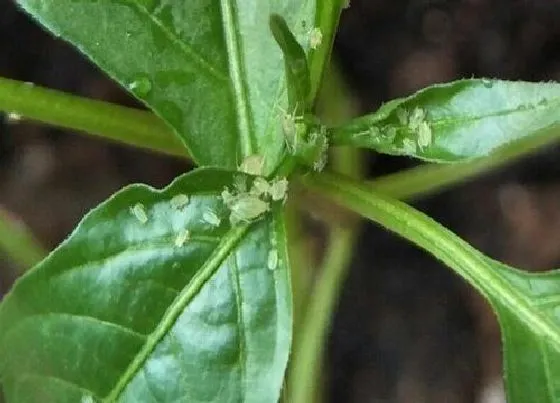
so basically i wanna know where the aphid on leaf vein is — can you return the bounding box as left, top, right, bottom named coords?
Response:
left=268, top=249, right=279, bottom=271
left=174, top=229, right=191, bottom=247
left=202, top=210, right=221, bottom=227
left=417, top=121, right=432, bottom=148
left=279, top=105, right=303, bottom=151
left=408, top=107, right=426, bottom=131
left=130, top=203, right=148, bottom=224
left=170, top=194, right=190, bottom=210
left=229, top=195, right=270, bottom=225
left=239, top=154, right=265, bottom=176
left=81, top=396, right=95, bottom=403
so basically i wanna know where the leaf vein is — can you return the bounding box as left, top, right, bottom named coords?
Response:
left=104, top=224, right=251, bottom=401
left=127, top=2, right=228, bottom=82
left=229, top=252, right=247, bottom=398
left=219, top=0, right=255, bottom=158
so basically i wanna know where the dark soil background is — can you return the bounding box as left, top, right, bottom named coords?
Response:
left=1, top=1, right=560, bottom=402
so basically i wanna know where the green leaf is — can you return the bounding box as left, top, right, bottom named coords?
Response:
left=270, top=14, right=311, bottom=114
left=329, top=79, right=560, bottom=162
left=15, top=1, right=316, bottom=171
left=0, top=169, right=292, bottom=403
left=308, top=0, right=346, bottom=103
left=302, top=171, right=560, bottom=403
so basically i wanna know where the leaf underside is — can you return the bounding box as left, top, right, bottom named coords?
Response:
left=330, top=79, right=560, bottom=163
left=0, top=169, right=292, bottom=403
left=15, top=0, right=316, bottom=172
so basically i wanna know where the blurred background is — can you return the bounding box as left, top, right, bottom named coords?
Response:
left=1, top=0, right=560, bottom=402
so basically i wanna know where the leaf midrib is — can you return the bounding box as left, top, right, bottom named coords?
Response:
left=104, top=224, right=250, bottom=401
left=335, top=94, right=560, bottom=141
left=220, top=0, right=255, bottom=159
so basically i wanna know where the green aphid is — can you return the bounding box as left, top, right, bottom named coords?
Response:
left=309, top=27, right=323, bottom=49
left=130, top=203, right=148, bottom=224
left=401, top=138, right=417, bottom=154
left=270, top=178, right=289, bottom=201
left=202, top=210, right=221, bottom=227
left=229, top=195, right=270, bottom=225
left=174, top=229, right=190, bottom=247
left=239, top=154, right=264, bottom=176
left=221, top=188, right=236, bottom=206
left=250, top=177, right=271, bottom=197
left=233, top=174, right=248, bottom=193
left=170, top=194, right=190, bottom=210
left=408, top=107, right=426, bottom=131
left=417, top=121, right=432, bottom=148
left=267, top=249, right=279, bottom=271
left=396, top=108, right=408, bottom=125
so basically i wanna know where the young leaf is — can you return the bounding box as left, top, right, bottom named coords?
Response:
left=0, top=169, right=292, bottom=403
left=270, top=14, right=311, bottom=114
left=303, top=171, right=560, bottom=403
left=14, top=1, right=316, bottom=171
left=329, top=79, right=560, bottom=162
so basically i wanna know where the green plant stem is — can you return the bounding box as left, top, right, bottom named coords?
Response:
left=289, top=224, right=358, bottom=403
left=0, top=76, right=186, bottom=158
left=369, top=124, right=560, bottom=200
left=301, top=170, right=500, bottom=300
left=309, top=1, right=344, bottom=103
left=0, top=207, right=47, bottom=272
left=287, top=60, right=364, bottom=403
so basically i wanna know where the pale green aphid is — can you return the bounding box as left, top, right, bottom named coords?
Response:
left=251, top=177, right=271, bottom=197
left=239, top=154, right=264, bottom=176
left=229, top=195, right=270, bottom=225
left=280, top=105, right=304, bottom=152
left=417, top=121, right=433, bottom=148
left=281, top=108, right=298, bottom=140
left=130, top=203, right=148, bottom=224
left=401, top=138, right=417, bottom=154
left=6, top=112, right=22, bottom=123
left=221, top=188, right=236, bottom=205
left=202, top=210, right=221, bottom=227
left=174, top=229, right=190, bottom=247
left=408, top=107, right=426, bottom=131
left=309, top=27, right=323, bottom=50
left=267, top=249, right=279, bottom=271
left=233, top=174, right=248, bottom=193
left=81, top=395, right=95, bottom=403
left=396, top=108, right=408, bottom=125
left=170, top=194, right=190, bottom=210
left=270, top=177, right=289, bottom=201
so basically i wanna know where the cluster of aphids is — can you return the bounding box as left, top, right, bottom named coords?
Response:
left=281, top=108, right=329, bottom=172
left=128, top=155, right=287, bottom=248
left=395, top=106, right=433, bottom=152
left=221, top=154, right=288, bottom=226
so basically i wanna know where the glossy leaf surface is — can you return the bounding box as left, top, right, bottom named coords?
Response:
left=15, top=0, right=316, bottom=171
left=330, top=79, right=560, bottom=162
left=0, top=169, right=292, bottom=403
left=304, top=172, right=560, bottom=403
left=270, top=14, right=310, bottom=114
